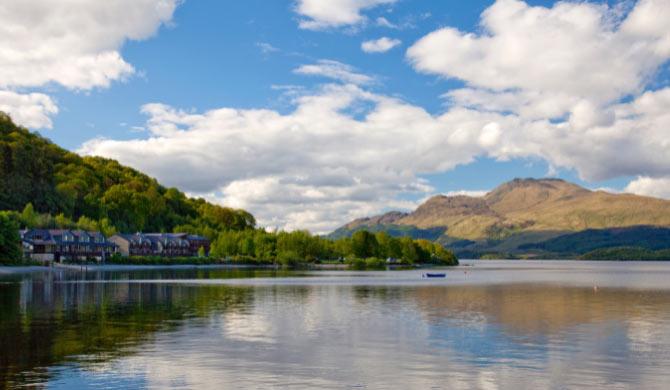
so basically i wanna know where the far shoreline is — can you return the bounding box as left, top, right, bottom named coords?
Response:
left=0, top=261, right=457, bottom=274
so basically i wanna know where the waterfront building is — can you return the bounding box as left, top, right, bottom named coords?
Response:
left=20, top=229, right=117, bottom=262
left=109, top=233, right=210, bottom=257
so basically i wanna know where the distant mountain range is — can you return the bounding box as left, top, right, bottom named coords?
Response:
left=329, top=178, right=670, bottom=259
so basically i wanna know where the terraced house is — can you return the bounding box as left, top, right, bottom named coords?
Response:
left=109, top=233, right=210, bottom=257
left=21, top=229, right=118, bottom=262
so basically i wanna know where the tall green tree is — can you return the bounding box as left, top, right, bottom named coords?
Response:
left=351, top=230, right=379, bottom=258
left=0, top=212, right=21, bottom=263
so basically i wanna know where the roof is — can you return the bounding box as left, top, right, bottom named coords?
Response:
left=111, top=232, right=209, bottom=245
left=23, top=229, right=110, bottom=244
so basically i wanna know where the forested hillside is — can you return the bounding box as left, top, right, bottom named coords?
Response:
left=0, top=113, right=255, bottom=237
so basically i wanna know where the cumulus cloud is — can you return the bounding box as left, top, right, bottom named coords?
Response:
left=294, top=60, right=375, bottom=85
left=407, top=0, right=670, bottom=182
left=361, top=37, right=401, bottom=53
left=408, top=0, right=670, bottom=120
left=625, top=177, right=670, bottom=199
left=0, top=0, right=179, bottom=129
left=295, top=0, right=396, bottom=30
left=0, top=91, right=58, bottom=129
left=0, top=0, right=179, bottom=90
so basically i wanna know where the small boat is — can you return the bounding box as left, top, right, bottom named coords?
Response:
left=423, top=272, right=446, bottom=278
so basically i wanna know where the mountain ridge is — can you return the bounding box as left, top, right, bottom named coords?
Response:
left=330, top=178, right=670, bottom=257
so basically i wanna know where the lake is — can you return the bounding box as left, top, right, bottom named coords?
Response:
left=2, top=260, right=670, bottom=389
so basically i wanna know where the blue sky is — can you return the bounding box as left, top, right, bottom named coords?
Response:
left=1, top=0, right=669, bottom=231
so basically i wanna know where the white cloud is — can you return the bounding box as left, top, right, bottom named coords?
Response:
left=443, top=190, right=488, bottom=198
left=0, top=0, right=179, bottom=129
left=294, top=60, right=375, bottom=85
left=295, top=0, right=396, bottom=30
left=361, top=37, right=401, bottom=53
left=256, top=42, right=279, bottom=54
left=0, top=91, right=58, bottom=129
left=406, top=0, right=670, bottom=183
left=625, top=177, right=670, bottom=199
left=408, top=0, right=670, bottom=120
left=0, top=0, right=179, bottom=90
left=407, top=0, right=670, bottom=102
left=375, top=16, right=397, bottom=29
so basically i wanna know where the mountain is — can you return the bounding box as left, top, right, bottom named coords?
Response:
left=0, top=113, right=254, bottom=238
left=330, top=178, right=670, bottom=258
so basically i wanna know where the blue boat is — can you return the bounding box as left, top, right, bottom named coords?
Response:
left=423, top=273, right=446, bottom=278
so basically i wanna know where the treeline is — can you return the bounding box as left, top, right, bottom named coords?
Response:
left=210, top=229, right=458, bottom=267
left=581, top=247, right=670, bottom=261
left=520, top=226, right=670, bottom=254
left=0, top=113, right=254, bottom=238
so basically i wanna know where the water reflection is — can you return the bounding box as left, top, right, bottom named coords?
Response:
left=1, top=265, right=670, bottom=388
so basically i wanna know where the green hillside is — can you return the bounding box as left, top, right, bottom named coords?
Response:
left=0, top=113, right=255, bottom=237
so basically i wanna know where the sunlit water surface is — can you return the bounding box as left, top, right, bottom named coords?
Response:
left=2, top=260, right=670, bottom=389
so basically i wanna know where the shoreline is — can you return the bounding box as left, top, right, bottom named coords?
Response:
left=0, top=261, right=436, bottom=274
left=0, top=263, right=279, bottom=274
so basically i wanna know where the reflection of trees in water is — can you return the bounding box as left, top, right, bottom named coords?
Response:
left=353, top=286, right=406, bottom=303
left=0, top=271, right=256, bottom=388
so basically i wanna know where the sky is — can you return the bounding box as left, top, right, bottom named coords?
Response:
left=1, top=0, right=670, bottom=233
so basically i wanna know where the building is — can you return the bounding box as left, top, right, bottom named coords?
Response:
left=109, top=233, right=210, bottom=257
left=20, top=229, right=117, bottom=262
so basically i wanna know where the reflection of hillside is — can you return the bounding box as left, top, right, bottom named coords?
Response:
left=0, top=272, right=255, bottom=388
left=408, top=285, right=670, bottom=335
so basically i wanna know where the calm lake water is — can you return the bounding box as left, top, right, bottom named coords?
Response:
left=2, top=260, right=670, bottom=389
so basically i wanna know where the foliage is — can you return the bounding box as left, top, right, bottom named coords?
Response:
left=351, top=230, right=379, bottom=258
left=0, top=211, right=21, bottom=263
left=207, top=228, right=458, bottom=267
left=329, top=223, right=445, bottom=241
left=581, top=247, right=670, bottom=261
left=520, top=226, right=670, bottom=254
left=0, top=114, right=254, bottom=237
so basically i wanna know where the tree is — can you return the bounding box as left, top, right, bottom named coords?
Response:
left=0, top=212, right=21, bottom=263
left=351, top=230, right=378, bottom=258
left=197, top=246, right=206, bottom=258
left=433, top=245, right=458, bottom=265
left=20, top=203, right=38, bottom=228
left=76, top=215, right=98, bottom=232
left=400, top=237, right=418, bottom=264
left=98, top=218, right=117, bottom=237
